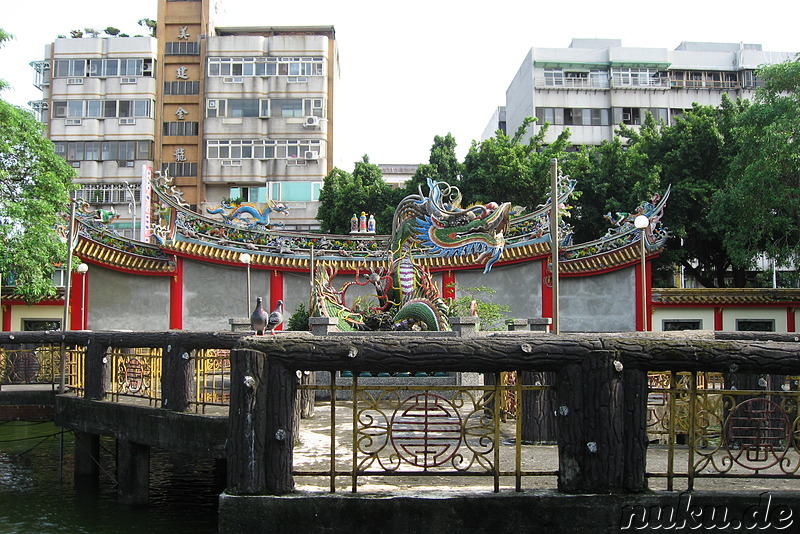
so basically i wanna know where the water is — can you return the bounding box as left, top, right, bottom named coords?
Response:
left=0, top=421, right=222, bottom=534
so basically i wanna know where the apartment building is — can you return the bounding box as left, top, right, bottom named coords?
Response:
left=497, top=38, right=794, bottom=146
left=31, top=0, right=336, bottom=233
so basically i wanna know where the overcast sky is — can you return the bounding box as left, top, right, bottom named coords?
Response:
left=2, top=0, right=798, bottom=170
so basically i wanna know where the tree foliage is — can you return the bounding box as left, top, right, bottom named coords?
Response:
left=316, top=156, right=401, bottom=234
left=401, top=133, right=462, bottom=198
left=461, top=118, right=572, bottom=209
left=711, top=57, right=800, bottom=271
left=0, top=100, right=76, bottom=302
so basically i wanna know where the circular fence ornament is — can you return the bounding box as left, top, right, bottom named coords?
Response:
left=390, top=393, right=463, bottom=468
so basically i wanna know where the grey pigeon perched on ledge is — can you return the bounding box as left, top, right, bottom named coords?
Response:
left=250, top=297, right=268, bottom=335
left=267, top=299, right=284, bottom=335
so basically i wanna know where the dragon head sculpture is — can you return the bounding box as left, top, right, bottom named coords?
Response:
left=391, top=178, right=511, bottom=273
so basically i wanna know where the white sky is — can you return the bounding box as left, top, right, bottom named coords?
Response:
left=1, top=0, right=798, bottom=170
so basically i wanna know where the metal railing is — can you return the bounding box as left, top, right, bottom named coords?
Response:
left=294, top=372, right=557, bottom=493
left=0, top=345, right=61, bottom=389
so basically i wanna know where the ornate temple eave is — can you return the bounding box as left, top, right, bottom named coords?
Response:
left=76, top=236, right=176, bottom=275
left=654, top=288, right=800, bottom=306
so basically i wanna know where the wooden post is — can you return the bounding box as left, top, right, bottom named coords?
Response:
left=556, top=350, right=625, bottom=493
left=622, top=368, right=648, bottom=492
left=162, top=343, right=193, bottom=411
left=84, top=342, right=110, bottom=400
left=226, top=348, right=268, bottom=494
left=264, top=359, right=297, bottom=494
left=520, top=371, right=557, bottom=444
left=117, top=439, right=150, bottom=505
left=298, top=370, right=315, bottom=420
left=73, top=430, right=100, bottom=478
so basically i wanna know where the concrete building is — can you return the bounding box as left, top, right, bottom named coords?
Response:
left=493, top=38, right=794, bottom=146
left=30, top=0, right=336, bottom=232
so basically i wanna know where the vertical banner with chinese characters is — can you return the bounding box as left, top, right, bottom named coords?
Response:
left=141, top=165, right=153, bottom=242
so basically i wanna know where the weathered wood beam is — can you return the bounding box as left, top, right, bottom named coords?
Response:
left=236, top=334, right=800, bottom=375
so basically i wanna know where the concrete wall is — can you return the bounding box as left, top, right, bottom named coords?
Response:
left=88, top=266, right=169, bottom=330
left=560, top=268, right=636, bottom=332
left=79, top=258, right=642, bottom=333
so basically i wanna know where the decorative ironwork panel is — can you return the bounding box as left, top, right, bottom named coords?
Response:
left=692, top=389, right=800, bottom=478
left=0, top=346, right=59, bottom=385
left=353, top=387, right=497, bottom=476
left=194, top=348, right=230, bottom=411
left=109, top=347, right=162, bottom=405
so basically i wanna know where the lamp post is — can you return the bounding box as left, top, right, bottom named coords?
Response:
left=77, top=263, right=88, bottom=329
left=239, top=253, right=252, bottom=316
left=634, top=215, right=650, bottom=331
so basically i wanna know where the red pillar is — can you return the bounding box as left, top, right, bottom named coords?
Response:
left=169, top=257, right=183, bottom=330
left=2, top=305, right=11, bottom=331
left=541, top=260, right=553, bottom=320
left=69, top=271, right=84, bottom=330
left=270, top=270, right=284, bottom=331
left=442, top=271, right=456, bottom=302
left=713, top=307, right=724, bottom=331
left=634, top=260, right=652, bottom=331
left=787, top=307, right=796, bottom=333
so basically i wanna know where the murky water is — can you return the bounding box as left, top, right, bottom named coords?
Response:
left=0, top=421, right=222, bottom=534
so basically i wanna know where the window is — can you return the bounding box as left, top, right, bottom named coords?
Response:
left=162, top=162, right=198, bottom=177
left=165, top=42, right=200, bottom=55
left=55, top=58, right=150, bottom=77
left=227, top=99, right=260, bottom=118
left=735, top=319, right=775, bottom=332
left=229, top=186, right=267, bottom=203
left=207, top=139, right=322, bottom=160
left=75, top=183, right=139, bottom=204
left=53, top=100, right=152, bottom=119
left=268, top=181, right=322, bottom=202
left=163, top=121, right=199, bottom=136
left=54, top=59, right=86, bottom=77
left=55, top=141, right=152, bottom=162
left=23, top=319, right=62, bottom=331
left=208, top=56, right=324, bottom=77
left=544, top=68, right=563, bottom=86
left=271, top=99, right=303, bottom=118
left=164, top=81, right=200, bottom=95
left=611, top=67, right=667, bottom=88
left=662, top=319, right=702, bottom=331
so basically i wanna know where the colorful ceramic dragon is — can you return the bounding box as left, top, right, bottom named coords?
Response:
left=311, top=178, right=511, bottom=331
left=205, top=199, right=289, bottom=228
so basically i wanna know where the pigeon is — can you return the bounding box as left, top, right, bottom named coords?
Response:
left=267, top=299, right=284, bottom=335
left=250, top=297, right=269, bottom=335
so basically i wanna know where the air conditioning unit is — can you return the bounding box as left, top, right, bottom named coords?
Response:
left=118, top=118, right=136, bottom=125
left=118, top=160, right=135, bottom=167
left=304, top=150, right=319, bottom=160
left=121, top=77, right=137, bottom=84
left=67, top=78, right=84, bottom=85
left=208, top=100, right=217, bottom=109
left=70, top=161, right=81, bottom=168
left=621, top=113, right=632, bottom=122
left=303, top=116, right=320, bottom=127
left=65, top=119, right=82, bottom=125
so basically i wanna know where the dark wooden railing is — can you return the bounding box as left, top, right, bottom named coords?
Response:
left=1, top=330, right=798, bottom=498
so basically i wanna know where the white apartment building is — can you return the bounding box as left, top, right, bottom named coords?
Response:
left=497, top=39, right=795, bottom=146
left=31, top=0, right=336, bottom=233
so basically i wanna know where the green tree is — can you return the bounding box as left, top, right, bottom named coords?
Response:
left=401, top=133, right=463, bottom=197
left=0, top=96, right=76, bottom=302
left=712, top=57, right=800, bottom=273
left=461, top=118, right=571, bottom=209
left=0, top=29, right=11, bottom=91
left=316, top=156, right=400, bottom=234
